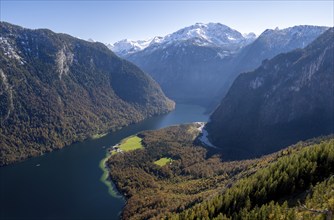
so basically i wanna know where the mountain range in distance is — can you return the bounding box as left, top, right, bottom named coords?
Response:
left=109, top=23, right=328, bottom=109
left=108, top=22, right=256, bottom=57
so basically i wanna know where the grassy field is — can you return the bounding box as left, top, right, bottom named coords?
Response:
left=113, top=136, right=143, bottom=154
left=154, top=157, right=173, bottom=167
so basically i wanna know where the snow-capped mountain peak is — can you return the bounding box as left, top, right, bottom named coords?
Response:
left=108, top=22, right=256, bottom=56
left=107, top=38, right=156, bottom=56
left=161, top=22, right=245, bottom=46
left=107, top=38, right=147, bottom=56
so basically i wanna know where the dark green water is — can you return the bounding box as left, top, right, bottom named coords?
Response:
left=0, top=104, right=209, bottom=220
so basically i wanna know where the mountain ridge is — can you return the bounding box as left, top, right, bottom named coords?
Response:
left=113, top=23, right=255, bottom=106
left=109, top=23, right=328, bottom=108
left=206, top=27, right=334, bottom=159
left=212, top=25, right=329, bottom=105
left=109, top=22, right=256, bottom=57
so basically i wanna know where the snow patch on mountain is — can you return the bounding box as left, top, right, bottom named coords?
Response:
left=107, top=38, right=156, bottom=56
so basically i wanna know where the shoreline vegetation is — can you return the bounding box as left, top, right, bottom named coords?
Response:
left=99, top=152, right=123, bottom=198
left=104, top=123, right=334, bottom=219
left=99, top=135, right=145, bottom=198
left=91, top=133, right=108, bottom=140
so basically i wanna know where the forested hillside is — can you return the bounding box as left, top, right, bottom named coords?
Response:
left=106, top=123, right=334, bottom=219
left=0, top=22, right=174, bottom=166
left=172, top=138, right=334, bottom=220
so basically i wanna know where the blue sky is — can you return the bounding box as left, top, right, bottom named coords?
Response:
left=1, top=1, right=333, bottom=44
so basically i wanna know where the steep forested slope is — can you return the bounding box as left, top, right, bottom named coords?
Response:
left=0, top=22, right=174, bottom=165
left=214, top=25, right=328, bottom=102
left=207, top=28, right=334, bottom=159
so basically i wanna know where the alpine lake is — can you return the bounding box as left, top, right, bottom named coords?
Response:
left=0, top=104, right=209, bottom=220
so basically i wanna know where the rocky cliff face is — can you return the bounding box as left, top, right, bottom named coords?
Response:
left=0, top=22, right=174, bottom=165
left=214, top=25, right=329, bottom=104
left=206, top=28, right=334, bottom=160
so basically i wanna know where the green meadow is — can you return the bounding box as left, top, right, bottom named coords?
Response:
left=154, top=157, right=173, bottom=167
left=112, top=136, right=143, bottom=155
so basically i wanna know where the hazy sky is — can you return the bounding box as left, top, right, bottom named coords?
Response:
left=1, top=1, right=333, bottom=44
